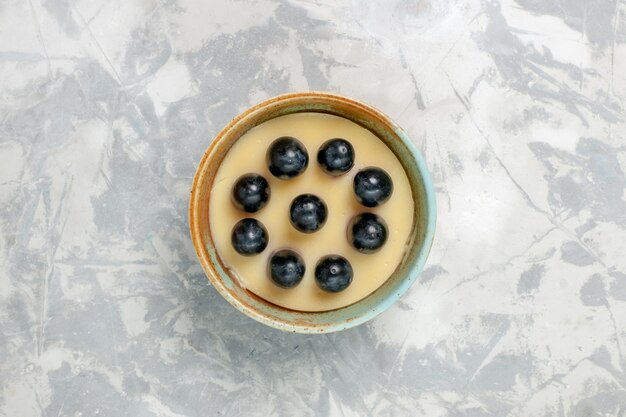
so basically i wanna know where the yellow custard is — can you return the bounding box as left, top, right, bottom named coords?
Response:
left=209, top=112, right=414, bottom=311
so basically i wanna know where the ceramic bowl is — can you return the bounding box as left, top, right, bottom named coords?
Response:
left=189, top=92, right=436, bottom=333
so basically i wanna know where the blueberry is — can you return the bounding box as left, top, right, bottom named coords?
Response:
left=315, top=255, right=353, bottom=293
left=353, top=167, right=393, bottom=207
left=231, top=174, right=270, bottom=213
left=348, top=213, right=388, bottom=253
left=289, top=194, right=327, bottom=233
left=266, top=137, right=308, bottom=179
left=317, top=138, right=354, bottom=176
left=268, top=249, right=305, bottom=289
left=231, top=218, right=268, bottom=256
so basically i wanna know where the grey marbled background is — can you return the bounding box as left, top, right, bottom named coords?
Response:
left=1, top=0, right=626, bottom=415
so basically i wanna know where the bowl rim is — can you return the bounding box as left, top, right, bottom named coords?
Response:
left=189, top=91, right=436, bottom=333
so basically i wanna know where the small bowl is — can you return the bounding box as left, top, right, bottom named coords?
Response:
left=189, top=92, right=436, bottom=333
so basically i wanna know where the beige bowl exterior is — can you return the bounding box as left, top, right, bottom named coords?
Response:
left=189, top=92, right=436, bottom=333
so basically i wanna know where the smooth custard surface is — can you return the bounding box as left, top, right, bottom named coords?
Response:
left=209, top=112, right=414, bottom=311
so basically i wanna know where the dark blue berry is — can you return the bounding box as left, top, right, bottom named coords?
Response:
left=315, top=255, right=353, bottom=293
left=231, top=218, right=268, bottom=256
left=317, top=138, right=354, bottom=176
left=289, top=194, right=327, bottom=233
left=266, top=137, right=308, bottom=179
left=348, top=213, right=388, bottom=253
left=231, top=174, right=270, bottom=213
left=353, top=167, right=393, bottom=207
left=268, top=249, right=305, bottom=289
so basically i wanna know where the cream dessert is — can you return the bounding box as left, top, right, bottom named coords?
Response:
left=208, top=112, right=414, bottom=312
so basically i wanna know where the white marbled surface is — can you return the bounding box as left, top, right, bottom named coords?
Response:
left=1, top=0, right=626, bottom=416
